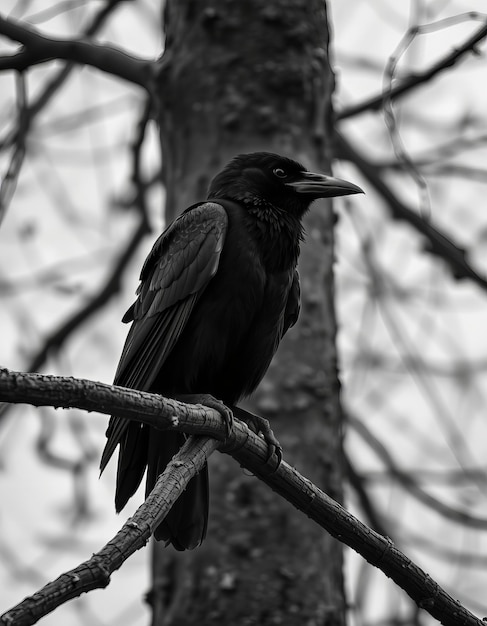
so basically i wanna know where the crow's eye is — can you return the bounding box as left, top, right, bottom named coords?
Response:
left=273, top=168, right=287, bottom=179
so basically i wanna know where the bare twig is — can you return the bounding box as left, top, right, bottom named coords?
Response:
left=379, top=13, right=487, bottom=222
left=334, top=130, right=487, bottom=291
left=0, top=72, right=27, bottom=225
left=29, top=217, right=149, bottom=372
left=345, top=208, right=485, bottom=492
left=0, top=368, right=484, bottom=626
left=130, top=95, right=155, bottom=218
left=344, top=453, right=391, bottom=537
left=338, top=17, right=487, bottom=120
left=350, top=415, right=487, bottom=529
left=26, top=0, right=115, bottom=25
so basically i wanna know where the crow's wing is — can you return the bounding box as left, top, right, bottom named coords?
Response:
left=100, top=202, right=228, bottom=474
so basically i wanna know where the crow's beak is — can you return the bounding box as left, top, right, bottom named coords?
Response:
left=286, top=171, right=364, bottom=198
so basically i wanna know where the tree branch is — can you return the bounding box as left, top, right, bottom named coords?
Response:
left=350, top=415, right=487, bottom=529
left=0, top=368, right=227, bottom=437
left=0, top=0, right=129, bottom=152
left=0, top=368, right=484, bottom=626
left=337, top=19, right=487, bottom=120
left=334, top=130, right=487, bottom=292
left=0, top=213, right=149, bottom=428
left=0, top=72, right=27, bottom=225
left=0, top=14, right=155, bottom=89
left=32, top=218, right=150, bottom=369
left=1, top=435, right=220, bottom=626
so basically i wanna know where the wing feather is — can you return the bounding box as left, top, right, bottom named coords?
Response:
left=100, top=202, right=228, bottom=474
left=282, top=269, right=301, bottom=336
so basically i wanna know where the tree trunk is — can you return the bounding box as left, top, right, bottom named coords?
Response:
left=149, top=1, right=346, bottom=624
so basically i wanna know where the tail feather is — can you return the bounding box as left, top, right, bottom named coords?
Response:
left=154, top=465, right=209, bottom=549
left=146, top=429, right=209, bottom=550
left=103, top=424, right=209, bottom=550
left=114, top=421, right=150, bottom=512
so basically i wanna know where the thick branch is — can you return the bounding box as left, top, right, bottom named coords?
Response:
left=0, top=368, right=484, bottom=626
left=337, top=20, right=487, bottom=120
left=0, top=14, right=155, bottom=89
left=0, top=368, right=226, bottom=437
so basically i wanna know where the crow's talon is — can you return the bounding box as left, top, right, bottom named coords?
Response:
left=235, top=409, right=282, bottom=470
left=205, top=396, right=233, bottom=437
left=198, top=395, right=234, bottom=438
left=176, top=393, right=233, bottom=439
left=270, top=442, right=283, bottom=467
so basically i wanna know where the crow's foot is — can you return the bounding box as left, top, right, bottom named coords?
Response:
left=176, top=394, right=234, bottom=439
left=231, top=406, right=282, bottom=469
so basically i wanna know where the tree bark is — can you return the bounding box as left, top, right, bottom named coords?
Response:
left=150, top=1, right=346, bottom=624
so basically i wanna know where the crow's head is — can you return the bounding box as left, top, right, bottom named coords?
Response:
left=208, top=152, right=363, bottom=217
